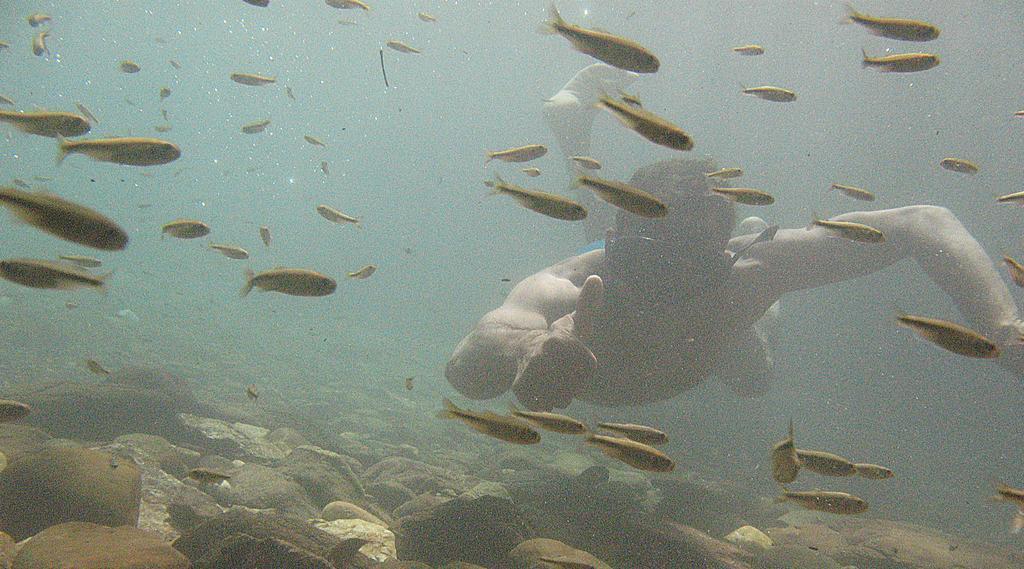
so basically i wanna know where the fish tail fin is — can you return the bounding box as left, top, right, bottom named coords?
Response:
left=507, top=402, right=522, bottom=416
left=788, top=418, right=794, bottom=442
left=239, top=269, right=255, bottom=297
left=861, top=47, right=869, bottom=67
left=807, top=211, right=821, bottom=230
left=839, top=3, right=857, bottom=25
left=97, top=271, right=113, bottom=295
left=437, top=397, right=460, bottom=420
left=487, top=173, right=507, bottom=196
left=55, top=134, right=71, bottom=165
left=484, top=152, right=494, bottom=164
left=537, top=3, right=561, bottom=35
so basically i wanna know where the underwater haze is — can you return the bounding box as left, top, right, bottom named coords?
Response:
left=2, top=0, right=1024, bottom=558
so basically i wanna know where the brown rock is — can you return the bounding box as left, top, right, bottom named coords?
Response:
left=0, top=447, right=141, bottom=540
left=507, top=538, right=612, bottom=569
left=0, top=425, right=51, bottom=461
left=12, top=522, right=188, bottom=569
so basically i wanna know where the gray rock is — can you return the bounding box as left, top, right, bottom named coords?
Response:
left=208, top=463, right=317, bottom=519
left=394, top=481, right=532, bottom=567
left=275, top=445, right=365, bottom=507
left=0, top=424, right=51, bottom=461
left=172, top=507, right=342, bottom=568
left=178, top=414, right=293, bottom=462
left=753, top=544, right=842, bottom=569
left=366, top=481, right=417, bottom=513
left=363, top=456, right=475, bottom=496
left=312, top=518, right=396, bottom=562
left=322, top=501, right=386, bottom=526
left=110, top=433, right=199, bottom=478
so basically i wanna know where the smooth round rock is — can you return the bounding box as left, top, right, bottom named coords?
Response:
left=0, top=447, right=141, bottom=540
left=13, top=522, right=188, bottom=569
left=725, top=524, right=773, bottom=551
left=322, top=501, right=385, bottom=526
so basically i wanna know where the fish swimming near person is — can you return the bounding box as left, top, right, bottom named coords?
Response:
left=730, top=224, right=778, bottom=265
left=240, top=268, right=337, bottom=297
left=841, top=4, right=940, bottom=42
left=57, top=136, right=181, bottom=166
left=0, top=258, right=109, bottom=292
left=0, top=110, right=91, bottom=138
left=596, top=422, right=668, bottom=446
left=895, top=313, right=999, bottom=359
left=796, top=449, right=857, bottom=477
left=485, top=144, right=548, bottom=164
left=509, top=404, right=588, bottom=435
left=584, top=433, right=675, bottom=472
left=853, top=463, right=894, bottom=479
left=540, top=4, right=659, bottom=74
left=771, top=419, right=801, bottom=484
left=861, top=49, right=939, bottom=72
left=777, top=490, right=868, bottom=514
left=0, top=187, right=128, bottom=251
left=597, top=95, right=693, bottom=151
left=438, top=397, right=541, bottom=445
left=488, top=175, right=587, bottom=221
left=830, top=183, right=876, bottom=201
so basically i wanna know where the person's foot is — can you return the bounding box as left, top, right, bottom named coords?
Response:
left=513, top=330, right=596, bottom=411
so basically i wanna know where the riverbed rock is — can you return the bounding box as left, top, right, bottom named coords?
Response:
left=275, top=445, right=365, bottom=506
left=12, top=522, right=189, bottom=569
left=313, top=518, right=396, bottom=562
left=0, top=424, right=50, bottom=461
left=172, top=507, right=342, bottom=568
left=0, top=447, right=141, bottom=540
left=322, top=501, right=386, bottom=526
left=9, top=366, right=199, bottom=441
left=178, top=414, right=295, bottom=462
left=725, top=525, right=773, bottom=552
left=207, top=463, right=318, bottom=519
left=363, top=456, right=475, bottom=497
left=394, top=481, right=532, bottom=567
left=506, top=538, right=613, bottom=569
left=766, top=517, right=1024, bottom=569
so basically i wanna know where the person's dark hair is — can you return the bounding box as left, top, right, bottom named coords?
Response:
left=615, top=157, right=736, bottom=251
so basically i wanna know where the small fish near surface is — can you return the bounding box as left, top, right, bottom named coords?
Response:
left=771, top=419, right=801, bottom=484
left=0, top=95, right=14, bottom=106
left=326, top=0, right=370, bottom=10
left=706, top=167, right=743, bottom=179
left=404, top=376, right=414, bottom=391
left=347, top=264, right=377, bottom=279
left=438, top=397, right=541, bottom=445
left=597, top=95, right=693, bottom=151
left=575, top=175, right=667, bottom=218
left=320, top=161, right=329, bottom=175
left=741, top=85, right=797, bottom=102
left=162, top=219, right=211, bottom=239
left=32, top=30, right=49, bottom=57
left=187, top=467, right=231, bottom=484
left=711, top=187, right=775, bottom=206
left=304, top=135, right=325, bottom=147
left=895, top=313, right=1000, bottom=359
left=317, top=204, right=362, bottom=228
left=778, top=490, right=868, bottom=515
left=386, top=40, right=421, bottom=54
left=486, top=144, right=547, bottom=164
left=996, top=191, right=1024, bottom=205
left=159, top=87, right=171, bottom=99
left=28, top=13, right=52, bottom=27
left=246, top=384, right=259, bottom=400
left=1004, top=256, right=1024, bottom=288
left=861, top=49, right=939, bottom=73
left=540, top=4, right=659, bottom=74
left=510, top=403, right=588, bottom=435
left=597, top=421, right=668, bottom=446
left=489, top=175, right=587, bottom=221
left=230, top=72, right=276, bottom=86
left=209, top=244, right=249, bottom=260
left=57, top=136, right=181, bottom=166
left=585, top=433, right=675, bottom=472
left=0, top=186, right=129, bottom=250
left=732, top=44, right=764, bottom=55
left=240, top=268, right=337, bottom=297
left=939, top=157, right=978, bottom=175
left=418, top=12, right=437, bottom=23
left=75, top=103, right=99, bottom=125
left=242, top=119, right=271, bottom=134
left=854, top=463, right=894, bottom=479
left=842, top=4, right=940, bottom=42
left=0, top=110, right=91, bottom=138
left=570, top=156, right=602, bottom=170
left=795, top=449, right=857, bottom=477
left=119, top=60, right=141, bottom=73
left=59, top=255, right=102, bottom=268
left=521, top=167, right=541, bottom=177
left=830, top=182, right=876, bottom=201
left=0, top=399, right=31, bottom=423
left=86, top=359, right=111, bottom=376
left=259, top=225, right=271, bottom=247
left=0, top=258, right=109, bottom=292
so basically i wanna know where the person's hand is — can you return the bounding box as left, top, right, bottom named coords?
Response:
left=511, top=276, right=604, bottom=410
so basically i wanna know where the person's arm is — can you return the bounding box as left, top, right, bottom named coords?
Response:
left=445, top=252, right=605, bottom=409
left=733, top=205, right=1024, bottom=371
